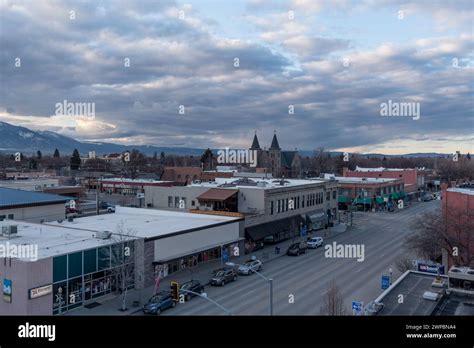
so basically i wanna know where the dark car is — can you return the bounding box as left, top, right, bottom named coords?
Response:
left=210, top=268, right=237, bottom=286
left=287, top=242, right=307, bottom=256
left=180, top=280, right=204, bottom=301
left=142, top=291, right=176, bottom=315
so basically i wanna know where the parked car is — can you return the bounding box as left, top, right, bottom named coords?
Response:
left=306, top=236, right=324, bottom=249
left=210, top=268, right=237, bottom=286
left=142, top=291, right=175, bottom=315
left=66, top=207, right=82, bottom=215
left=237, top=259, right=262, bottom=275
left=287, top=242, right=307, bottom=256
left=100, top=202, right=116, bottom=212
left=423, top=194, right=433, bottom=202
left=180, top=280, right=204, bottom=301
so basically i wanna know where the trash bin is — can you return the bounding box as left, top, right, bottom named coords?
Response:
left=275, top=247, right=280, bottom=254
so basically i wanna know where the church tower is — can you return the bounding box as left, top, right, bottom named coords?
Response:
left=269, top=131, right=281, bottom=177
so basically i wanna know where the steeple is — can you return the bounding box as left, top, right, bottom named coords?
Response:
left=270, top=130, right=280, bottom=150
left=250, top=131, right=261, bottom=150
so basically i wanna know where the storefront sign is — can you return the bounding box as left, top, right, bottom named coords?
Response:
left=418, top=262, right=445, bottom=274
left=29, top=284, right=53, bottom=299
left=3, top=279, right=12, bottom=303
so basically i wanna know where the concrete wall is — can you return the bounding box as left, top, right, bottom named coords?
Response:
left=154, top=222, right=241, bottom=262
left=0, top=258, right=53, bottom=315
left=0, top=203, right=65, bottom=223
left=144, top=186, right=209, bottom=210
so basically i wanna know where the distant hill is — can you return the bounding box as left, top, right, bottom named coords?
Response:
left=0, top=121, right=449, bottom=158
left=0, top=121, right=205, bottom=156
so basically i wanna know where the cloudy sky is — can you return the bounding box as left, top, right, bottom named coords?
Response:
left=0, top=0, right=473, bottom=154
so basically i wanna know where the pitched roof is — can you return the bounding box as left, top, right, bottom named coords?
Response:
left=281, top=151, right=297, bottom=167
left=0, top=187, right=71, bottom=209
left=196, top=188, right=238, bottom=201
left=270, top=133, right=280, bottom=150
left=250, top=133, right=261, bottom=150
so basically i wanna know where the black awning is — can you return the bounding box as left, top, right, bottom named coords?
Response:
left=245, top=215, right=305, bottom=241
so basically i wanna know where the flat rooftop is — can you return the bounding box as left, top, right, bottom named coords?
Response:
left=323, top=175, right=399, bottom=184
left=191, top=177, right=326, bottom=190
left=447, top=187, right=474, bottom=196
left=375, top=271, right=474, bottom=316
left=353, top=166, right=415, bottom=172
left=0, top=207, right=240, bottom=260
left=0, top=220, right=122, bottom=260
left=48, top=206, right=240, bottom=240
left=100, top=178, right=170, bottom=184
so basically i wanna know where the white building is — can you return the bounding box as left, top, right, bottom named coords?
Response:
left=0, top=207, right=243, bottom=315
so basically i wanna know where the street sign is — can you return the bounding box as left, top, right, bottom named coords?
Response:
left=137, top=193, right=144, bottom=199
left=222, top=250, right=229, bottom=263
left=352, top=301, right=363, bottom=312
left=381, top=275, right=390, bottom=289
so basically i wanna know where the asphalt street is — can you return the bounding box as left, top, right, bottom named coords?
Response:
left=136, top=200, right=440, bottom=315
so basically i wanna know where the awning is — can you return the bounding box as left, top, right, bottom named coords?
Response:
left=245, top=215, right=305, bottom=241
left=197, top=188, right=238, bottom=201
left=338, top=195, right=351, bottom=203
left=308, top=212, right=327, bottom=223
left=354, top=197, right=372, bottom=204
left=376, top=197, right=384, bottom=204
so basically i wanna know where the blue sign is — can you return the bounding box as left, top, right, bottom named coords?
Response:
left=381, top=275, right=390, bottom=289
left=3, top=279, right=12, bottom=303
left=352, top=301, right=363, bottom=312
left=300, top=226, right=307, bottom=237
left=418, top=263, right=445, bottom=275
left=222, top=251, right=229, bottom=263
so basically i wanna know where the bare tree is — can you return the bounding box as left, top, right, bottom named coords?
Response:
left=101, top=222, right=145, bottom=311
left=395, top=253, right=415, bottom=273
left=320, top=279, right=347, bottom=315
left=407, top=208, right=474, bottom=267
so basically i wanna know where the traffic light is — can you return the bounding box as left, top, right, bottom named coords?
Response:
left=170, top=281, right=179, bottom=301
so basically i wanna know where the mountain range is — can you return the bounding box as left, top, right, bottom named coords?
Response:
left=0, top=121, right=450, bottom=158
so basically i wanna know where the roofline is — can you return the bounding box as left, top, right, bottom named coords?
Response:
left=0, top=199, right=70, bottom=210
left=144, top=217, right=244, bottom=242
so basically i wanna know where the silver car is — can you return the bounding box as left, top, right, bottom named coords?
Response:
left=238, top=260, right=262, bottom=275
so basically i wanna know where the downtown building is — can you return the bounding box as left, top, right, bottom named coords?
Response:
left=342, top=166, right=425, bottom=199
left=144, top=176, right=339, bottom=252
left=0, top=207, right=243, bottom=315
left=441, top=182, right=474, bottom=268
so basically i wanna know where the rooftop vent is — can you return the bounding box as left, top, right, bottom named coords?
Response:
left=96, top=231, right=112, bottom=239
left=1, top=225, right=18, bottom=236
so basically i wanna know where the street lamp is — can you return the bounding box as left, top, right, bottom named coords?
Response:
left=226, top=262, right=273, bottom=315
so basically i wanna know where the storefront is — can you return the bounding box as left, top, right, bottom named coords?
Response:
left=153, top=242, right=241, bottom=277
left=52, top=242, right=135, bottom=314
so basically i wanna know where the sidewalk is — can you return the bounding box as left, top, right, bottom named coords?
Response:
left=66, top=223, right=349, bottom=316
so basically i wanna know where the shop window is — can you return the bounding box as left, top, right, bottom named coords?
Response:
left=67, top=276, right=83, bottom=310
left=98, top=246, right=111, bottom=271
left=68, top=252, right=83, bottom=279
left=53, top=255, right=67, bottom=283
left=52, top=281, right=67, bottom=314
left=84, top=249, right=97, bottom=275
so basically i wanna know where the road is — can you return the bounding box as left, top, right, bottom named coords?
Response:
left=137, top=200, right=440, bottom=315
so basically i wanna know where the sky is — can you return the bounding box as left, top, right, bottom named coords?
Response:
left=0, top=0, right=473, bottom=154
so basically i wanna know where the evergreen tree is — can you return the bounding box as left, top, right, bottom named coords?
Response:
left=70, top=149, right=81, bottom=170
left=53, top=149, right=60, bottom=158
left=37, top=150, right=42, bottom=159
